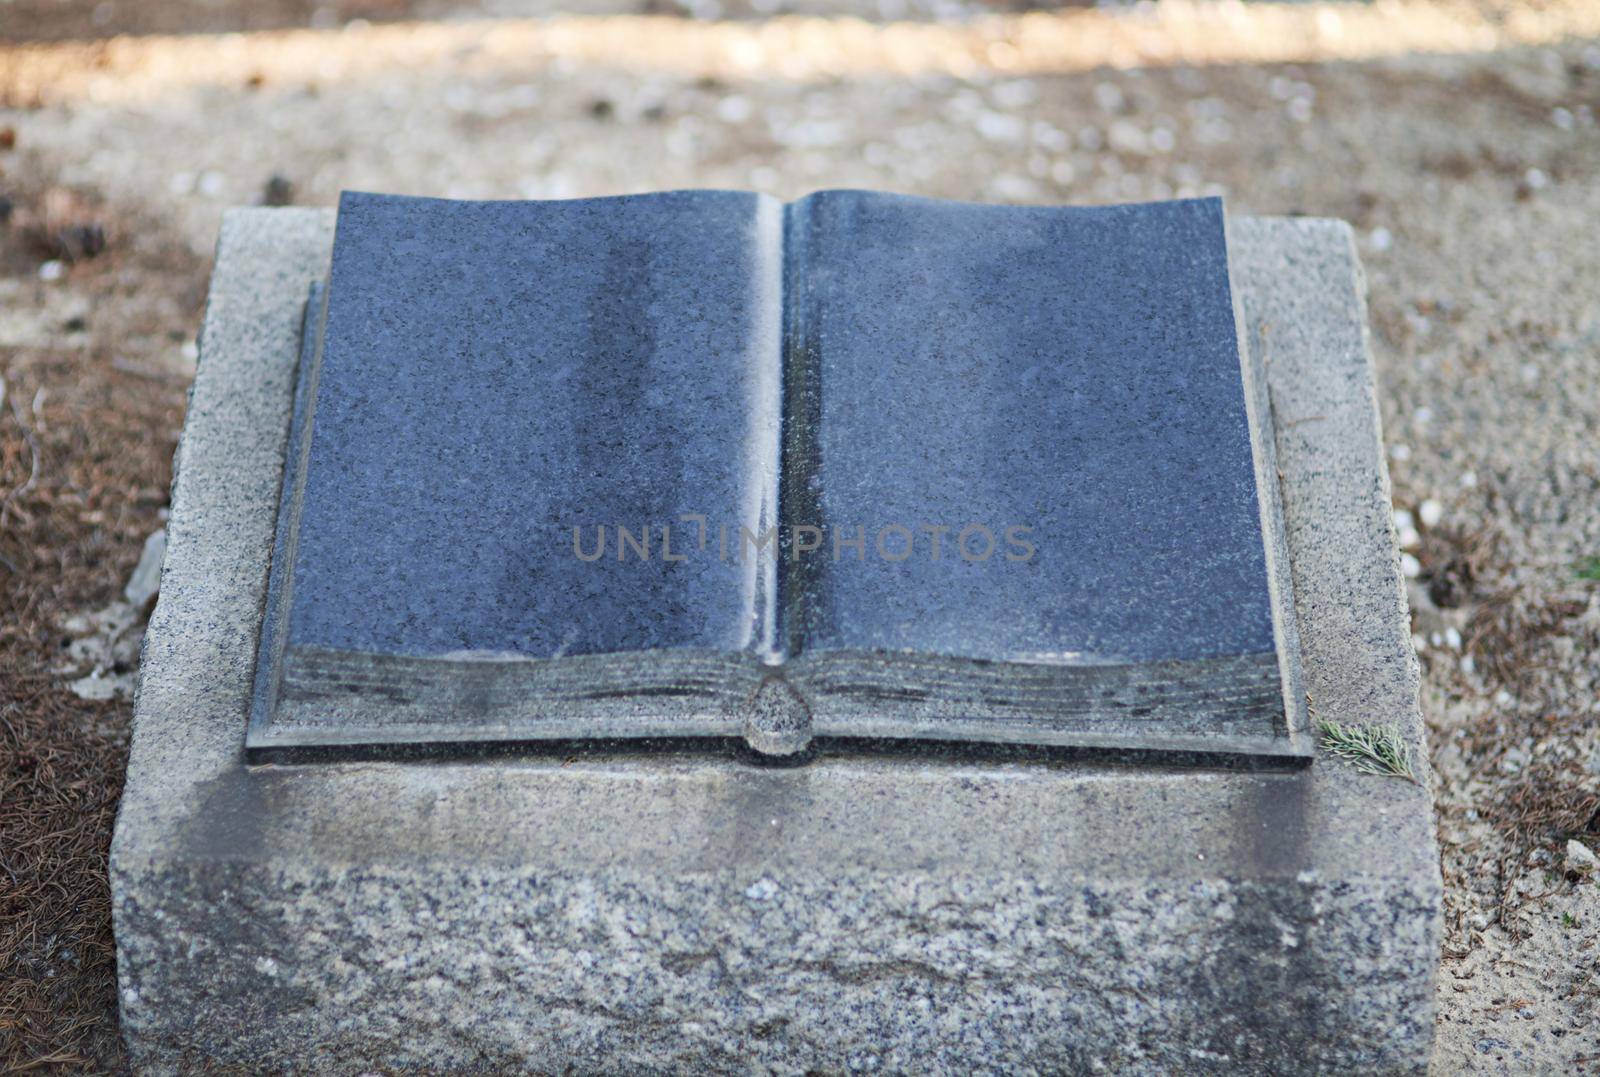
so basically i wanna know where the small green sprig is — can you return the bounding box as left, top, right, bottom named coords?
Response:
left=1317, top=719, right=1419, bottom=783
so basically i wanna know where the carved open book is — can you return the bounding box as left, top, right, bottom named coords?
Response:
left=247, top=190, right=1309, bottom=761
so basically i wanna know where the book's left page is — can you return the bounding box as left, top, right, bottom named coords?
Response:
left=248, top=190, right=784, bottom=752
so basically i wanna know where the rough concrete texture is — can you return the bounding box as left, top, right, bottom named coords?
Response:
left=111, top=208, right=1441, bottom=1073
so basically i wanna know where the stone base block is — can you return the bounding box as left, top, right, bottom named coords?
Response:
left=111, top=209, right=1441, bottom=1073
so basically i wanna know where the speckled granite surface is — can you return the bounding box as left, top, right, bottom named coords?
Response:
left=250, top=192, right=1304, bottom=759
left=282, top=191, right=783, bottom=662
left=785, top=194, right=1273, bottom=668
left=112, top=208, right=1439, bottom=1073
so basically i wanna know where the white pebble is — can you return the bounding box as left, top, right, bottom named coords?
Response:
left=1414, top=406, right=1434, bottom=425
left=38, top=260, right=64, bottom=281
left=977, top=111, right=1026, bottom=143
left=1031, top=122, right=1069, bottom=152
left=1390, top=443, right=1412, bottom=462
left=1444, top=627, right=1462, bottom=650
left=1394, top=511, right=1420, bottom=546
left=1401, top=553, right=1422, bottom=578
left=1524, top=168, right=1549, bottom=190
left=1108, top=120, right=1148, bottom=154
left=716, top=96, right=752, bottom=124
left=1552, top=107, right=1575, bottom=131
left=992, top=81, right=1037, bottom=109
left=1460, top=471, right=1477, bottom=488
left=989, top=174, right=1037, bottom=201
left=1367, top=226, right=1392, bottom=252
left=1419, top=498, right=1444, bottom=528
left=1460, top=654, right=1476, bottom=675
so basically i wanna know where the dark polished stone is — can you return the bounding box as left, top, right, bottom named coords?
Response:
left=250, top=190, right=1303, bottom=759
left=784, top=192, right=1273, bottom=667
left=284, top=190, right=782, bottom=662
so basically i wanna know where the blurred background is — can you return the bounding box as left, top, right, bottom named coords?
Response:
left=2, top=0, right=1598, bottom=1071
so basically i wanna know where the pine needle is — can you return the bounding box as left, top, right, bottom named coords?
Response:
left=1316, top=719, right=1419, bottom=783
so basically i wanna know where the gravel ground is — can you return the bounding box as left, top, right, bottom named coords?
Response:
left=2, top=1, right=1598, bottom=1071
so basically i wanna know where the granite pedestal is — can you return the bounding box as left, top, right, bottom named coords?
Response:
left=111, top=209, right=1441, bottom=1073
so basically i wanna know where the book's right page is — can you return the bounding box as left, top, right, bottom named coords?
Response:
left=781, top=191, right=1307, bottom=757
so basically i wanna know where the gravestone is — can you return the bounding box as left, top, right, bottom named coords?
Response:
left=252, top=191, right=1306, bottom=761
left=111, top=197, right=1441, bottom=1073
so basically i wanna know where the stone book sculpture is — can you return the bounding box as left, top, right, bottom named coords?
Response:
left=247, top=189, right=1310, bottom=761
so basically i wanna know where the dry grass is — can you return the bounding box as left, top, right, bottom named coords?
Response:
left=1414, top=484, right=1600, bottom=949
left=1500, top=763, right=1600, bottom=850
left=0, top=158, right=201, bottom=1074
left=0, top=673, right=127, bottom=1071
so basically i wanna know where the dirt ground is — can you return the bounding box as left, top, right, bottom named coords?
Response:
left=2, top=0, right=1598, bottom=1072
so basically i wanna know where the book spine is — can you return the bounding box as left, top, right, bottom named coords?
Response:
left=777, top=198, right=823, bottom=664
left=746, top=196, right=786, bottom=666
